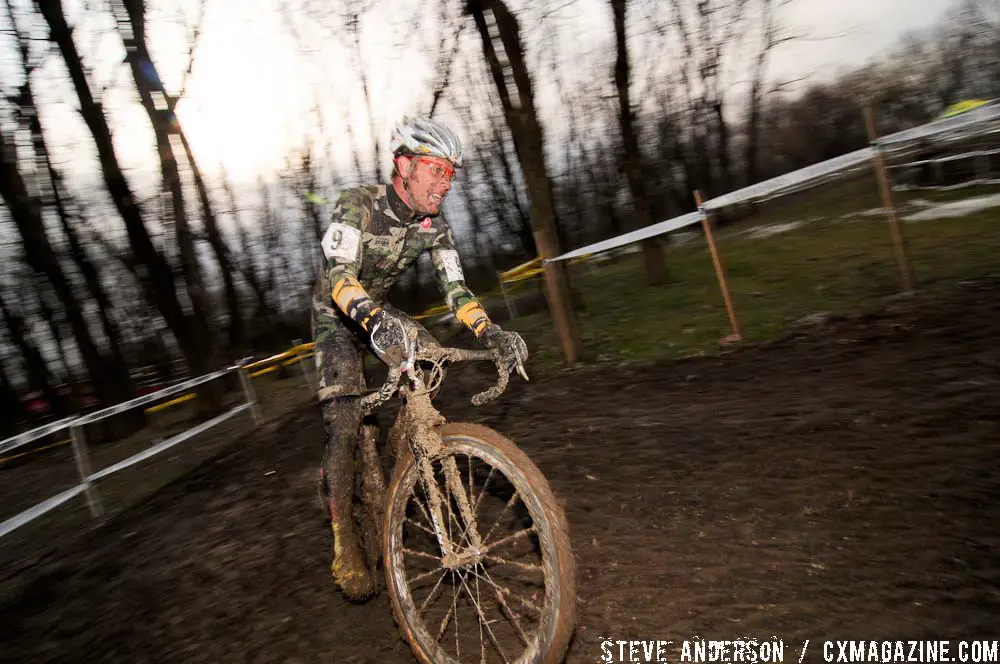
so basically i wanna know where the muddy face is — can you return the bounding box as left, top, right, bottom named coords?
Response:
left=403, top=156, right=454, bottom=217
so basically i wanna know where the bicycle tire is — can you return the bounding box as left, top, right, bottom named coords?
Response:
left=383, top=422, right=576, bottom=664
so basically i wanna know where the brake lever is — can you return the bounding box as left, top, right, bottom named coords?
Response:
left=515, top=358, right=530, bottom=382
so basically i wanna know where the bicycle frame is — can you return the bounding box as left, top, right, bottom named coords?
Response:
left=361, top=341, right=511, bottom=566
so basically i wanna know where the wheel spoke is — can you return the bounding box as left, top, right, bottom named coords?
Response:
left=467, top=565, right=543, bottom=616
left=474, top=466, right=496, bottom=513
left=481, top=563, right=530, bottom=647
left=452, top=569, right=461, bottom=660
left=435, top=573, right=458, bottom=643
left=467, top=455, right=476, bottom=520
left=456, top=568, right=511, bottom=664
left=418, top=569, right=450, bottom=613
left=405, top=516, right=436, bottom=539
left=411, top=486, right=435, bottom=537
left=410, top=564, right=446, bottom=588
left=475, top=565, right=486, bottom=664
left=484, top=554, right=544, bottom=575
left=404, top=547, right=442, bottom=564
left=484, top=491, right=521, bottom=544
left=485, top=526, right=534, bottom=554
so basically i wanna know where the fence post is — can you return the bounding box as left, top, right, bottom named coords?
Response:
left=237, top=362, right=261, bottom=425
left=694, top=190, right=742, bottom=345
left=863, top=104, right=916, bottom=294
left=69, top=422, right=103, bottom=518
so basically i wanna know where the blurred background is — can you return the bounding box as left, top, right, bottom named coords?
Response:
left=1, top=0, right=998, bottom=436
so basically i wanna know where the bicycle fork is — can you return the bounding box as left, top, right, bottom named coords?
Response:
left=410, top=429, right=486, bottom=569
left=402, top=368, right=486, bottom=570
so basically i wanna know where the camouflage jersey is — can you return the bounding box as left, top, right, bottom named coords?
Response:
left=313, top=183, right=492, bottom=347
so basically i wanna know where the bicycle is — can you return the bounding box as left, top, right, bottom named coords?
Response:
left=345, top=329, right=577, bottom=664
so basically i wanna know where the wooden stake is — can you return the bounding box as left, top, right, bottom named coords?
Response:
left=534, top=229, right=581, bottom=364
left=694, top=190, right=742, bottom=345
left=863, top=104, right=916, bottom=294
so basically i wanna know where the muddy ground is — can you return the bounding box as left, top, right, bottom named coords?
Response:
left=2, top=276, right=999, bottom=663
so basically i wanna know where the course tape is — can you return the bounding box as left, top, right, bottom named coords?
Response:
left=74, top=366, right=234, bottom=426
left=0, top=416, right=77, bottom=456
left=88, top=404, right=250, bottom=482
left=0, top=485, right=89, bottom=539
left=548, top=99, right=1000, bottom=263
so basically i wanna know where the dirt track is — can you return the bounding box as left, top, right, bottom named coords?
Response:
left=3, top=277, right=1000, bottom=663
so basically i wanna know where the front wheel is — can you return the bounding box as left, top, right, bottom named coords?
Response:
left=383, top=423, right=576, bottom=664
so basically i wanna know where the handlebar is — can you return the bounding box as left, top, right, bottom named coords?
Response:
left=360, top=345, right=514, bottom=411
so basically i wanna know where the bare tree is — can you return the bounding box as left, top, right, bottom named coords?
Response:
left=36, top=0, right=219, bottom=396
left=0, top=288, right=63, bottom=416
left=744, top=0, right=800, bottom=186
left=0, top=126, right=141, bottom=417
left=164, top=9, right=247, bottom=352
left=611, top=0, right=665, bottom=285
left=112, top=0, right=218, bottom=366
left=0, top=353, right=26, bottom=436
left=466, top=0, right=582, bottom=362
left=5, top=0, right=137, bottom=411
left=426, top=4, right=467, bottom=118
left=342, top=0, right=384, bottom=181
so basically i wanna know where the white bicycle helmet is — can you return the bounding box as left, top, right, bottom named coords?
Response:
left=390, top=117, right=464, bottom=167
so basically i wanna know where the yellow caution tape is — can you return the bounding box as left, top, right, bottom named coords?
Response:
left=145, top=392, right=196, bottom=414
left=939, top=99, right=988, bottom=119
left=0, top=437, right=72, bottom=464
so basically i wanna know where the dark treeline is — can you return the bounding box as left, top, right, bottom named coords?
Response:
left=1, top=0, right=995, bottom=434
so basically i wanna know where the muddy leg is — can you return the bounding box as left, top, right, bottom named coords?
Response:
left=357, top=422, right=387, bottom=588
left=320, top=396, right=375, bottom=600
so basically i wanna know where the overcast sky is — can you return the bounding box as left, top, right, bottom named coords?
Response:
left=1, top=0, right=961, bottom=191
left=773, top=0, right=954, bottom=82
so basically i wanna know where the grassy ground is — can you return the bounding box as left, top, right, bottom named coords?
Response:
left=474, top=175, right=1000, bottom=376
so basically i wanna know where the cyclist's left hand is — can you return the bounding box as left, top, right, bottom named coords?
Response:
left=479, top=324, right=529, bottom=381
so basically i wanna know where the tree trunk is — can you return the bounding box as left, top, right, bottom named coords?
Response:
left=37, top=0, right=214, bottom=400
left=743, top=0, right=781, bottom=187
left=0, top=359, right=25, bottom=438
left=451, top=81, right=537, bottom=257
left=466, top=0, right=582, bottom=363
left=611, top=0, right=665, bottom=285
left=0, top=292, right=64, bottom=418
left=177, top=127, right=245, bottom=351
left=744, top=73, right=765, bottom=186
left=223, top=176, right=275, bottom=347
left=116, top=0, right=220, bottom=385
left=489, top=122, right=536, bottom=256
left=345, top=9, right=384, bottom=182
left=35, top=284, right=73, bottom=386
left=0, top=126, right=133, bottom=418
left=8, top=0, right=139, bottom=424
left=52, top=177, right=132, bottom=373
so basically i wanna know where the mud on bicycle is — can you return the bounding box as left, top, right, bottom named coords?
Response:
left=335, top=326, right=577, bottom=664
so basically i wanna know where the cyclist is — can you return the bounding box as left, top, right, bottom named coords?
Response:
left=311, top=116, right=528, bottom=600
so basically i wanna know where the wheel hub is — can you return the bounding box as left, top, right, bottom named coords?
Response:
left=441, top=547, right=483, bottom=570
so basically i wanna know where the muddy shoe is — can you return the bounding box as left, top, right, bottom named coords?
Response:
left=331, top=526, right=375, bottom=600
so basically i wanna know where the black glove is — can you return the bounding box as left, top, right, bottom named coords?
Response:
left=479, top=324, right=529, bottom=380
left=368, top=309, right=414, bottom=367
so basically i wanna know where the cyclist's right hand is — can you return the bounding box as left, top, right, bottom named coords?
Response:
left=368, top=309, right=414, bottom=368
